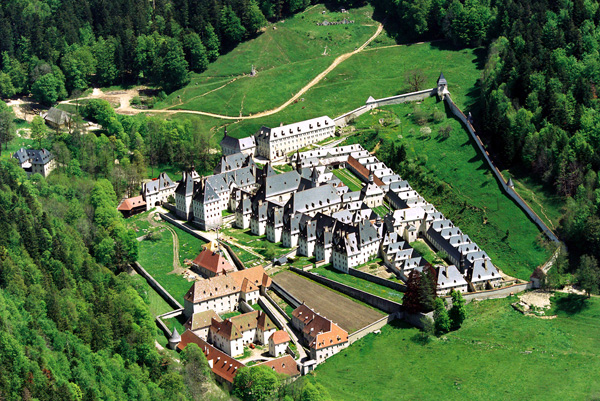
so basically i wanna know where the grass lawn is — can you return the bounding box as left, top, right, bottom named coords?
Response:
left=503, top=166, right=564, bottom=232
left=372, top=204, right=389, bottom=217
left=308, top=293, right=600, bottom=400
left=130, top=274, right=173, bottom=317
left=164, top=17, right=484, bottom=147
left=332, top=168, right=363, bottom=191
left=222, top=227, right=292, bottom=260
left=410, top=240, right=444, bottom=265
left=288, top=255, right=315, bottom=269
left=155, top=4, right=378, bottom=116
left=145, top=164, right=184, bottom=182
left=351, top=97, right=552, bottom=280
left=132, top=211, right=205, bottom=301
left=229, top=243, right=262, bottom=265
left=137, top=232, right=194, bottom=302
left=311, top=265, right=403, bottom=302
left=1, top=135, right=35, bottom=161
left=220, top=311, right=242, bottom=320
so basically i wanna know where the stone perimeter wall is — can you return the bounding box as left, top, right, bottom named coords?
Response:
left=444, top=95, right=560, bottom=245
left=334, top=88, right=437, bottom=127
left=349, top=267, right=406, bottom=292
left=289, top=267, right=402, bottom=314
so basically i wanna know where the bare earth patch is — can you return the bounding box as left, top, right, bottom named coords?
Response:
left=519, top=290, right=552, bottom=309
left=515, top=290, right=557, bottom=319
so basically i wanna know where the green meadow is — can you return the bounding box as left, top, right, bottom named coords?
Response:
left=127, top=211, right=206, bottom=301
left=156, top=4, right=379, bottom=116
left=308, top=293, right=600, bottom=400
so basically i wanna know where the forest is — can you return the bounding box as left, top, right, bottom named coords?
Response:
left=0, top=0, right=314, bottom=101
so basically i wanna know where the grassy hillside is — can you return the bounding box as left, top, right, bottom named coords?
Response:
left=156, top=4, right=379, bottom=116
left=165, top=42, right=483, bottom=145
left=308, top=294, right=600, bottom=400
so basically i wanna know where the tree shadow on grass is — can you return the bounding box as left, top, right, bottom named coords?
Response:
left=410, top=333, right=432, bottom=345
left=554, top=294, right=589, bottom=316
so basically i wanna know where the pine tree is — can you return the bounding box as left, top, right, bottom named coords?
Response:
left=433, top=297, right=450, bottom=334
left=449, top=289, right=467, bottom=330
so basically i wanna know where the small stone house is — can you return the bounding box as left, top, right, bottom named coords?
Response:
left=184, top=310, right=222, bottom=339
left=12, top=148, right=56, bottom=177
left=208, top=311, right=276, bottom=357
left=43, top=107, right=73, bottom=130
left=269, top=330, right=291, bottom=357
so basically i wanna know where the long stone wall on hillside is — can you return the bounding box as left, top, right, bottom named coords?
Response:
left=131, top=261, right=183, bottom=310
left=263, top=291, right=292, bottom=321
left=334, top=88, right=437, bottom=127
left=257, top=297, right=285, bottom=330
left=289, top=267, right=402, bottom=314
left=444, top=95, right=560, bottom=245
left=367, top=88, right=437, bottom=107
left=448, top=281, right=533, bottom=304
left=349, top=268, right=406, bottom=292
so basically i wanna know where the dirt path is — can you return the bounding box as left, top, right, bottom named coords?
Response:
left=513, top=180, right=556, bottom=230
left=59, top=23, right=383, bottom=120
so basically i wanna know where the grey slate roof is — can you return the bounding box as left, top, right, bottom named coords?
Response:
left=236, top=197, right=252, bottom=214
left=12, top=148, right=54, bottom=165
left=283, top=184, right=340, bottom=214
left=214, top=152, right=254, bottom=174
left=194, top=180, right=220, bottom=204
left=220, top=134, right=256, bottom=153
left=468, top=259, right=500, bottom=283
left=389, top=180, right=411, bottom=193
left=438, top=72, right=447, bottom=86
left=144, top=172, right=177, bottom=195
left=176, top=171, right=196, bottom=197
left=44, top=107, right=72, bottom=126
left=263, top=171, right=301, bottom=199
left=437, top=265, right=468, bottom=290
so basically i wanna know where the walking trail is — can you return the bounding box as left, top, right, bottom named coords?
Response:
left=59, top=23, right=383, bottom=120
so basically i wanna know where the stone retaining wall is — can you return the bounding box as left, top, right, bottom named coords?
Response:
left=131, top=261, right=183, bottom=310
left=257, top=297, right=286, bottom=330
left=349, top=268, right=406, bottom=292
left=348, top=314, right=395, bottom=344
left=271, top=280, right=302, bottom=308
left=290, top=267, right=402, bottom=314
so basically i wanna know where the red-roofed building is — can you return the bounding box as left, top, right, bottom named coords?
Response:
left=346, top=155, right=385, bottom=187
left=268, top=330, right=291, bottom=357
left=177, top=330, right=244, bottom=389
left=117, top=195, right=147, bottom=218
left=183, top=265, right=272, bottom=317
left=291, top=304, right=348, bottom=364
left=209, top=311, right=276, bottom=357
left=192, top=248, right=236, bottom=278
left=256, top=355, right=300, bottom=380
